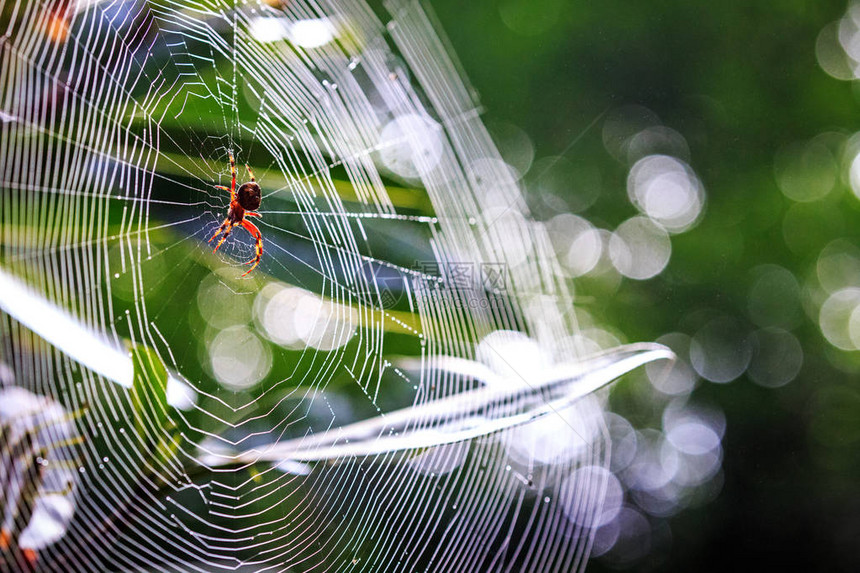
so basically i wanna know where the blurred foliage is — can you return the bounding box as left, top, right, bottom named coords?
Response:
left=430, top=0, right=860, bottom=570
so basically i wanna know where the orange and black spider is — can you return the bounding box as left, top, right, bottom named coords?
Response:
left=209, top=153, right=263, bottom=276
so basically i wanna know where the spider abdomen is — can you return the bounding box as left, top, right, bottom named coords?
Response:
left=237, top=182, right=262, bottom=211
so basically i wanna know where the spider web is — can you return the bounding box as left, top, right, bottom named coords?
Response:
left=0, top=0, right=669, bottom=571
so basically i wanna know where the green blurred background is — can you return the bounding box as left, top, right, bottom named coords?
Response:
left=428, top=0, right=860, bottom=570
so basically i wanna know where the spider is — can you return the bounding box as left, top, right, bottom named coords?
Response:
left=209, top=153, right=263, bottom=276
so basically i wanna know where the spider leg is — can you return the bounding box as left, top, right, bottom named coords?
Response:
left=228, top=152, right=237, bottom=200
left=240, top=219, right=263, bottom=276
left=245, top=163, right=256, bottom=182
left=245, top=211, right=262, bottom=218
left=208, top=218, right=231, bottom=252
left=214, top=185, right=230, bottom=192
left=213, top=224, right=237, bottom=253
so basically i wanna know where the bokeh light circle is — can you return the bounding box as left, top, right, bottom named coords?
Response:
left=378, top=113, right=444, bottom=179
left=748, top=328, right=803, bottom=388
left=747, top=264, right=803, bottom=329
left=560, top=465, right=624, bottom=528
left=609, top=216, right=672, bottom=280
left=627, top=155, right=705, bottom=232
left=774, top=140, right=837, bottom=202
left=209, top=325, right=272, bottom=390
left=646, top=333, right=699, bottom=396
left=819, top=287, right=860, bottom=351
left=690, top=317, right=752, bottom=383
